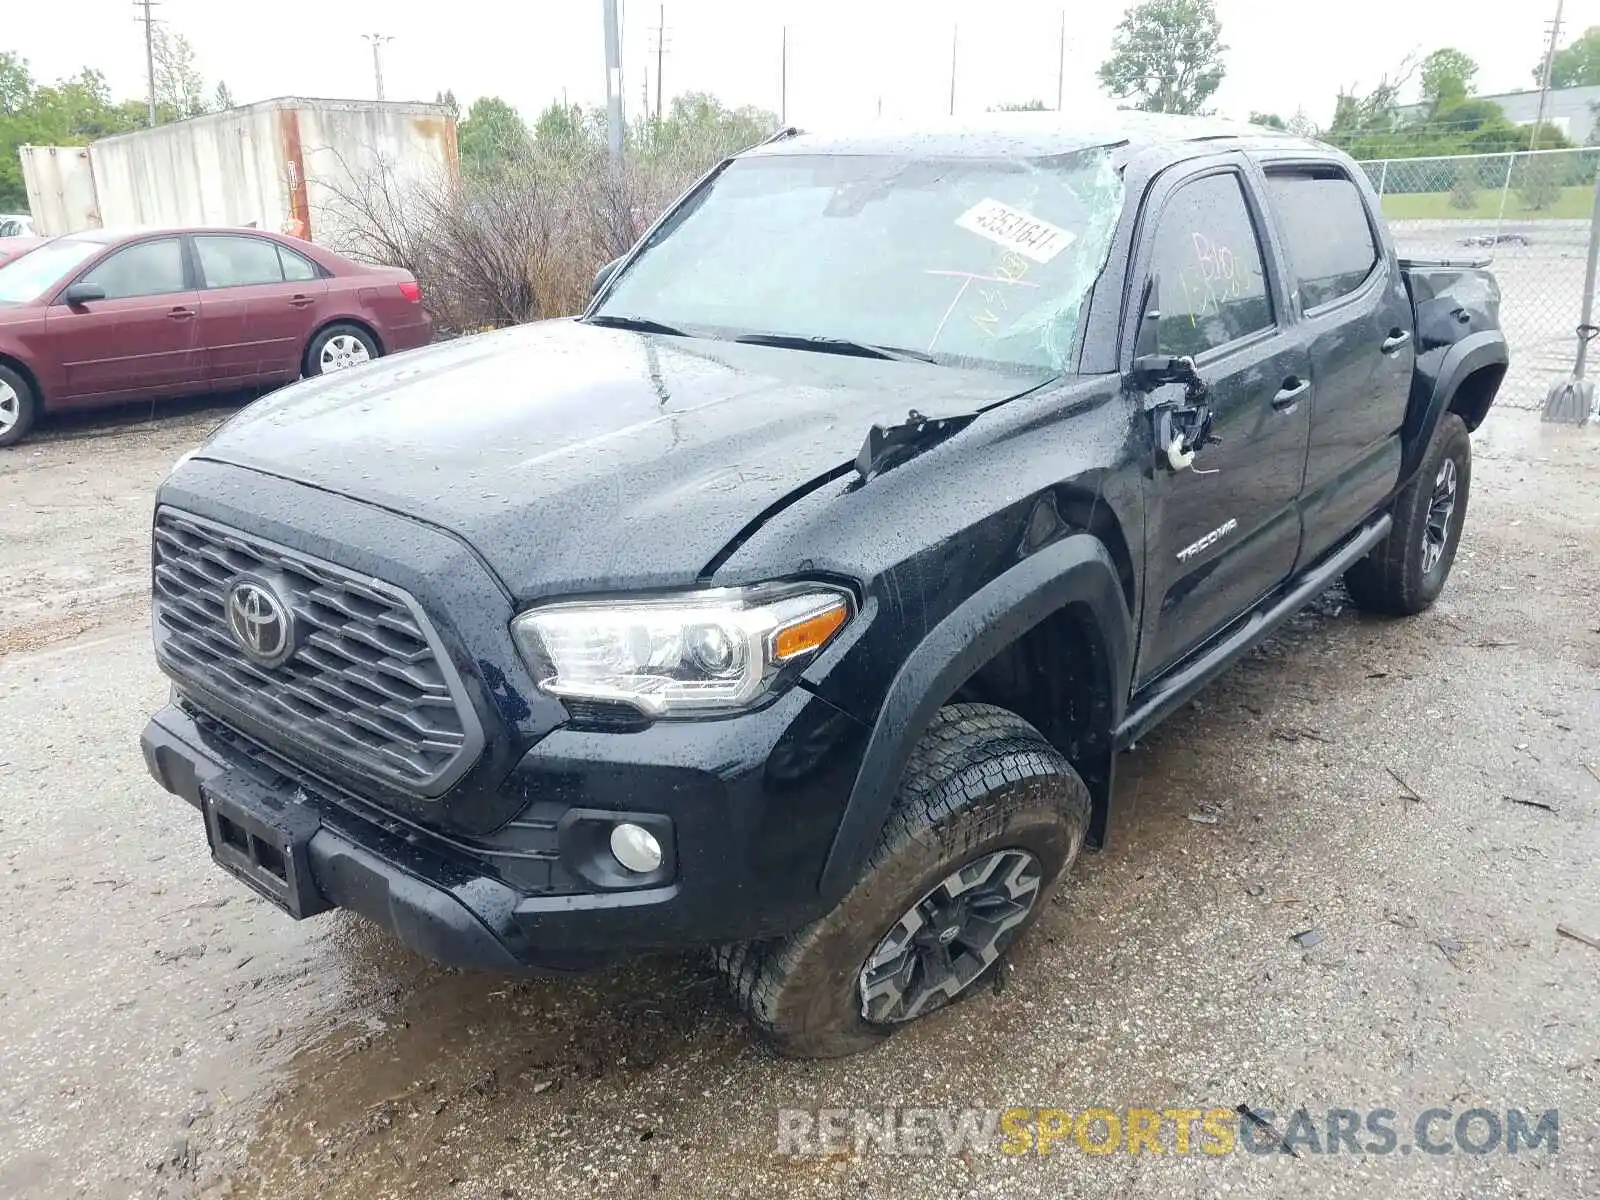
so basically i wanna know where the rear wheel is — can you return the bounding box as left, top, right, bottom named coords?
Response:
left=0, top=364, right=38, bottom=448
left=715, top=704, right=1090, bottom=1058
left=1345, top=414, right=1472, bottom=615
left=305, top=324, right=379, bottom=376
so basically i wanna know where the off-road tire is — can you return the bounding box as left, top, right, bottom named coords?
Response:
left=0, top=363, right=38, bottom=448
left=1345, top=414, right=1472, bottom=616
left=714, top=703, right=1091, bottom=1059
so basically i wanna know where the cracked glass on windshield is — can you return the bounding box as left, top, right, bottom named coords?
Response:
left=593, top=149, right=1125, bottom=373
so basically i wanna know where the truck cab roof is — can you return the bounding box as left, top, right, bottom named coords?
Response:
left=745, top=110, right=1328, bottom=163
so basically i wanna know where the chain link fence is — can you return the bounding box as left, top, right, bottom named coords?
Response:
left=1358, top=148, right=1600, bottom=411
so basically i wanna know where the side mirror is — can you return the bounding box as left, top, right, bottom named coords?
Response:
left=61, top=281, right=106, bottom=306
left=1131, top=354, right=1202, bottom=391
left=591, top=256, right=624, bottom=298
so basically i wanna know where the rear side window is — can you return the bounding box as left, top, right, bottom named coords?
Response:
left=196, top=235, right=285, bottom=287
left=1148, top=173, right=1273, bottom=358
left=1264, top=170, right=1379, bottom=309
left=279, top=245, right=318, bottom=281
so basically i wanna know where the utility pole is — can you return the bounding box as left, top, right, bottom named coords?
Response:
left=650, top=4, right=669, bottom=120
left=949, top=25, right=958, bottom=116
left=362, top=33, right=393, bottom=102
left=1056, top=9, right=1066, bottom=111
left=134, top=0, right=160, bottom=126
left=1532, top=0, right=1565, bottom=151
left=602, top=0, right=624, bottom=171
left=780, top=25, right=788, bottom=125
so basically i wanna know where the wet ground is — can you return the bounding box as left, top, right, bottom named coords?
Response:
left=2, top=400, right=1598, bottom=1199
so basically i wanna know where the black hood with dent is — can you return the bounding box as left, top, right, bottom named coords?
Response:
left=190, top=319, right=1044, bottom=599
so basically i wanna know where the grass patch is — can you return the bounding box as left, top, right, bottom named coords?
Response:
left=1379, top=185, right=1593, bottom=221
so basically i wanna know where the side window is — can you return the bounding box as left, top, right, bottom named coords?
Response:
left=79, top=238, right=186, bottom=299
left=1148, top=173, right=1273, bottom=358
left=1263, top=169, right=1379, bottom=310
left=278, top=245, right=318, bottom=282
left=196, top=235, right=286, bottom=288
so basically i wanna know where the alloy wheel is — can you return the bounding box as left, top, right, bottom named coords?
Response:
left=1421, top=456, right=1458, bottom=576
left=858, top=848, right=1042, bottom=1024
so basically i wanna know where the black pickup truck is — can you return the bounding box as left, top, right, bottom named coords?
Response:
left=140, top=113, right=1507, bottom=1058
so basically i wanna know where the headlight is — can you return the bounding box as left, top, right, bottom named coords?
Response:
left=511, top=584, right=853, bottom=717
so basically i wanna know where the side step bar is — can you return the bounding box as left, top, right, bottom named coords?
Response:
left=1114, top=516, right=1392, bottom=750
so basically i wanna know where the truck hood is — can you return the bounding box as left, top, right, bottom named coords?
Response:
left=191, top=319, right=1045, bottom=599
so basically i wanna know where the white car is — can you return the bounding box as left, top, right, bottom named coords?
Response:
left=0, top=215, right=35, bottom=238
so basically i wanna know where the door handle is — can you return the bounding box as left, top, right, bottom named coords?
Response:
left=287, top=295, right=315, bottom=308
left=166, top=307, right=196, bottom=320
left=1272, top=377, right=1310, bottom=410
left=1381, top=329, right=1412, bottom=354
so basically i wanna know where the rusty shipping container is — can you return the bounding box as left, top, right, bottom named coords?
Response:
left=19, top=96, right=459, bottom=245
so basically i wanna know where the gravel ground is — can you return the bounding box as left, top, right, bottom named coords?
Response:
left=1, top=400, right=1597, bottom=1200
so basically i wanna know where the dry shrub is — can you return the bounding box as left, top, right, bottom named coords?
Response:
left=314, top=94, right=779, bottom=337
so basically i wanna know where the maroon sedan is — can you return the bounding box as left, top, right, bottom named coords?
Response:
left=0, top=236, right=48, bottom=267
left=0, top=227, right=431, bottom=446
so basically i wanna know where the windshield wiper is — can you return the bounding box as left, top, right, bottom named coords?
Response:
left=731, top=332, right=940, bottom=365
left=583, top=313, right=690, bottom=336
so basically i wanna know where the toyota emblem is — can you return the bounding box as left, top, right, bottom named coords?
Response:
left=224, top=577, right=296, bottom=668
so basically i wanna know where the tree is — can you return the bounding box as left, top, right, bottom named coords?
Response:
left=435, top=89, right=460, bottom=121
left=1540, top=26, right=1600, bottom=88
left=0, top=51, right=31, bottom=116
left=991, top=100, right=1048, bottom=112
left=1097, top=0, right=1226, bottom=115
left=1420, top=48, right=1477, bottom=114
left=645, top=92, right=777, bottom=162
left=458, top=96, right=531, bottom=178
left=1286, top=108, right=1318, bottom=137
left=1249, top=111, right=1287, bottom=129
left=151, top=28, right=209, bottom=120
left=214, top=81, right=234, bottom=111
left=0, top=55, right=143, bottom=209
left=1517, top=155, right=1561, bottom=210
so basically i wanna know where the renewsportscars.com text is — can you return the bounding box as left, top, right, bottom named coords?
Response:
left=776, top=1106, right=1560, bottom=1158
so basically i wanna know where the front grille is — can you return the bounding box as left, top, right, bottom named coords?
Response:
left=152, top=508, right=482, bottom=796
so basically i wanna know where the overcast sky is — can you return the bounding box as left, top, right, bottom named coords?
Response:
left=8, top=0, right=1597, bottom=130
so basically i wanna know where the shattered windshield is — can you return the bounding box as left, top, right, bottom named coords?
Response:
left=594, top=149, right=1125, bottom=374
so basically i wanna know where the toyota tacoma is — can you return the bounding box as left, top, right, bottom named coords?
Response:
left=141, top=114, right=1507, bottom=1057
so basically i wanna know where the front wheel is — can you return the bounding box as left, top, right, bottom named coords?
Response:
left=305, top=324, right=379, bottom=377
left=0, top=364, right=39, bottom=448
left=715, top=704, right=1090, bottom=1059
left=1345, top=414, right=1472, bottom=616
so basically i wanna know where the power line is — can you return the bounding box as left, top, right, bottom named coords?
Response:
left=362, top=33, right=393, bottom=102
left=133, top=0, right=160, bottom=127
left=1056, top=9, right=1066, bottom=112
left=649, top=4, right=670, bottom=120
left=1532, top=0, right=1565, bottom=151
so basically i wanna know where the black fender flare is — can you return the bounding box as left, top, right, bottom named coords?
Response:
left=1402, top=330, right=1508, bottom=482
left=816, top=533, right=1133, bottom=902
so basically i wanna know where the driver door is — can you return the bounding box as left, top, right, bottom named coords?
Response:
left=1132, top=162, right=1313, bottom=684
left=44, top=236, right=205, bottom=404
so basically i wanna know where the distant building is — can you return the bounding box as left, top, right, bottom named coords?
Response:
left=1398, top=85, right=1600, bottom=144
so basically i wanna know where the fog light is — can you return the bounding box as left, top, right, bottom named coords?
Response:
left=609, top=822, right=663, bottom=874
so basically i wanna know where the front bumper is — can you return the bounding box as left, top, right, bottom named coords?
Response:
left=142, top=683, right=868, bottom=971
